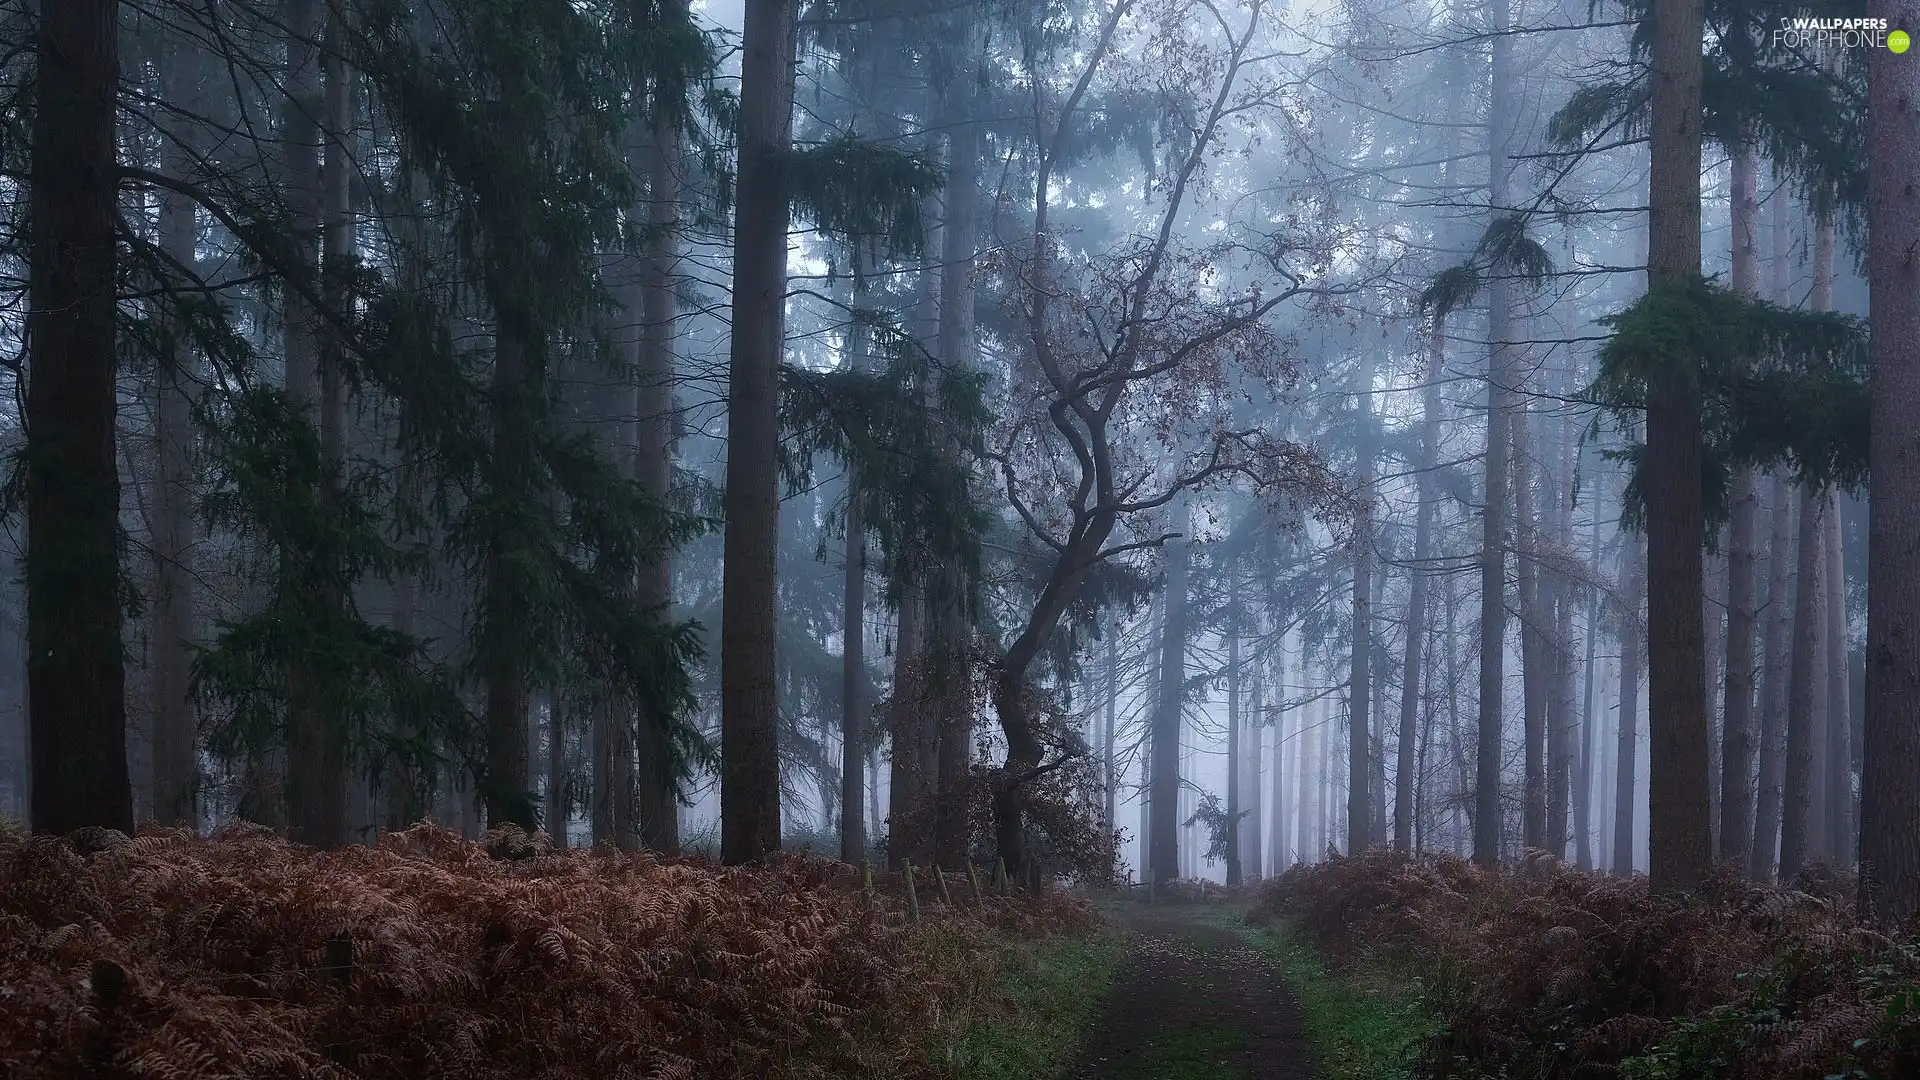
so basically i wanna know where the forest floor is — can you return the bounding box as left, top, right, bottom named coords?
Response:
left=1069, top=904, right=1320, bottom=1080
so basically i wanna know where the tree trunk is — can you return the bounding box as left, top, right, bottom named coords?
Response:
left=1549, top=458, right=1578, bottom=860
left=1642, top=0, right=1712, bottom=892
left=1823, top=490, right=1851, bottom=863
left=1149, top=497, right=1192, bottom=884
left=150, top=28, right=201, bottom=831
left=889, top=586, right=931, bottom=868
left=1613, top=533, right=1645, bottom=876
left=1859, top=0, right=1920, bottom=919
left=547, top=689, right=569, bottom=848
left=718, top=0, right=797, bottom=865
left=26, top=0, right=131, bottom=836
left=1751, top=477, right=1793, bottom=880
left=636, top=91, right=684, bottom=855
left=1247, top=669, right=1264, bottom=876
left=1226, top=607, right=1243, bottom=886
left=1718, top=142, right=1761, bottom=872
left=1474, top=0, right=1515, bottom=869
left=277, top=0, right=350, bottom=849
left=840, top=484, right=867, bottom=863
left=1575, top=457, right=1603, bottom=869
left=930, top=98, right=980, bottom=871
left=1395, top=328, right=1442, bottom=852
left=1516, top=405, right=1549, bottom=853
left=1272, top=643, right=1290, bottom=870
left=482, top=329, right=537, bottom=833
left=1780, top=487, right=1827, bottom=883
left=1348, top=351, right=1376, bottom=854
left=1104, top=617, right=1119, bottom=836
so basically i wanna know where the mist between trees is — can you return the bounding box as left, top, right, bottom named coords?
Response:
left=3, top=0, right=1917, bottom=924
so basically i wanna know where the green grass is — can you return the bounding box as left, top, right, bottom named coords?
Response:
left=930, top=929, right=1129, bottom=1080
left=1230, top=913, right=1435, bottom=1080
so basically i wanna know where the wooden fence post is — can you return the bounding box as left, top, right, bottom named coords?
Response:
left=994, top=857, right=1008, bottom=893
left=966, top=861, right=984, bottom=905
left=933, top=864, right=953, bottom=906
left=861, top=860, right=874, bottom=909
left=903, top=860, right=921, bottom=924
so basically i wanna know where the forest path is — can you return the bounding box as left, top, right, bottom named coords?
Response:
left=1071, top=904, right=1317, bottom=1080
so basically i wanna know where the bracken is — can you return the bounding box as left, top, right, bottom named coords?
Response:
left=0, top=821, right=1094, bottom=1080
left=1254, top=850, right=1920, bottom=1080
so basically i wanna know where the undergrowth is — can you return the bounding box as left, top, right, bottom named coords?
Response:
left=0, top=821, right=1095, bottom=1079
left=1234, top=911, right=1434, bottom=1080
left=1255, top=850, right=1920, bottom=1080
left=922, top=927, right=1127, bottom=1079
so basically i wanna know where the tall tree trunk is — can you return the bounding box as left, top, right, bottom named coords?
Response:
left=1272, top=643, right=1290, bottom=870
left=1247, top=669, right=1264, bottom=875
left=27, top=0, right=131, bottom=836
left=1642, top=0, right=1712, bottom=892
left=482, top=330, right=537, bottom=833
left=1104, top=617, right=1119, bottom=836
left=1149, top=497, right=1192, bottom=884
left=1719, top=142, right=1761, bottom=872
left=637, top=92, right=684, bottom=854
left=1613, top=534, right=1645, bottom=876
left=1226, top=614, right=1243, bottom=886
left=888, top=586, right=930, bottom=868
left=1575, top=457, right=1604, bottom=869
left=1549, top=446, right=1578, bottom=860
left=1474, top=0, right=1515, bottom=868
left=718, top=0, right=797, bottom=865
left=1516, top=405, right=1549, bottom=852
left=840, top=484, right=867, bottom=863
left=1780, top=487, right=1827, bottom=882
left=547, top=689, right=569, bottom=849
left=930, top=96, right=980, bottom=871
left=1751, top=477, right=1793, bottom=880
left=150, top=28, right=201, bottom=830
left=1396, top=325, right=1443, bottom=852
left=1349, top=354, right=1375, bottom=854
left=282, top=0, right=351, bottom=849
left=1859, top=0, right=1920, bottom=920
left=1823, top=491, right=1851, bottom=863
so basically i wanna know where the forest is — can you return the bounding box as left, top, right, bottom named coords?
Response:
left=2, top=0, right=1919, bottom=1076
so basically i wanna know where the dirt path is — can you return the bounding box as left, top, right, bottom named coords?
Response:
left=1072, top=906, right=1317, bottom=1080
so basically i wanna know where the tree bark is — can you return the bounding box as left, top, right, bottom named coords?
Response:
left=482, top=329, right=537, bottom=833
left=1780, top=487, right=1827, bottom=883
left=718, top=0, right=797, bottom=865
left=1824, top=490, right=1851, bottom=863
left=1751, top=477, right=1793, bottom=880
left=1394, top=369, right=1438, bottom=854
left=26, top=0, right=132, bottom=836
left=1516, top=405, right=1549, bottom=853
left=636, top=89, right=684, bottom=855
left=1149, top=496, right=1192, bottom=884
left=1226, top=611, right=1243, bottom=886
left=1718, top=142, right=1761, bottom=871
left=1613, top=533, right=1645, bottom=876
left=150, top=28, right=201, bottom=830
left=840, top=483, right=867, bottom=863
left=930, top=96, right=980, bottom=871
left=547, top=689, right=569, bottom=848
left=1859, top=0, right=1920, bottom=920
left=1349, top=352, right=1375, bottom=854
left=1474, top=0, right=1515, bottom=869
left=1642, top=0, right=1713, bottom=892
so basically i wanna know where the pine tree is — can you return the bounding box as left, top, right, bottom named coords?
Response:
left=25, top=0, right=132, bottom=836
